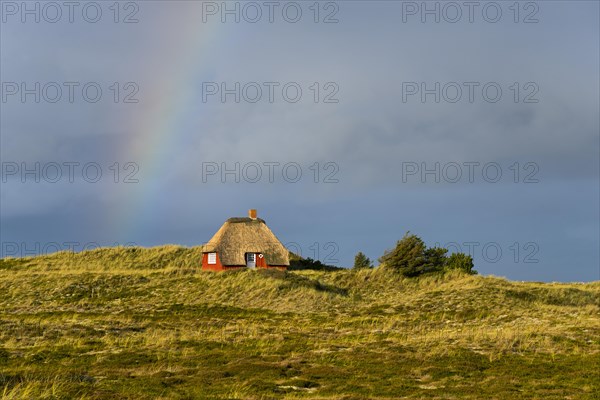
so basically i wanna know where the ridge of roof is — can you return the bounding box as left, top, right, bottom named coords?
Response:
left=225, top=217, right=266, bottom=223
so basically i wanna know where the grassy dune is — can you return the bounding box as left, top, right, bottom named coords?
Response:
left=0, top=246, right=599, bottom=399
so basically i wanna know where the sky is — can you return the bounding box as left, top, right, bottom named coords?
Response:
left=0, top=0, right=598, bottom=282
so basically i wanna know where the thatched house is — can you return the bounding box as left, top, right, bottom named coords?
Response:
left=201, top=209, right=290, bottom=271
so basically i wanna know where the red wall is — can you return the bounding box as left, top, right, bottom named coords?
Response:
left=201, top=252, right=224, bottom=271
left=201, top=252, right=287, bottom=271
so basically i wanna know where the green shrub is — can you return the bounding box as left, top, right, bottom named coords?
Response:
left=379, top=233, right=477, bottom=277
left=379, top=233, right=429, bottom=277
left=288, top=256, right=341, bottom=271
left=446, top=252, right=477, bottom=274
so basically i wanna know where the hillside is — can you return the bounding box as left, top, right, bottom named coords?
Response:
left=1, top=246, right=599, bottom=399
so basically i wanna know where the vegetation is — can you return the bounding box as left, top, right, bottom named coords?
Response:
left=288, top=252, right=342, bottom=271
left=379, top=232, right=477, bottom=276
left=446, top=252, right=476, bottom=274
left=352, top=252, right=373, bottom=270
left=0, top=246, right=598, bottom=399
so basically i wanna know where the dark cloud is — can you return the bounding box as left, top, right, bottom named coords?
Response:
left=1, top=1, right=598, bottom=281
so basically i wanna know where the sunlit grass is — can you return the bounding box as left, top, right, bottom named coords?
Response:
left=1, top=246, right=598, bottom=399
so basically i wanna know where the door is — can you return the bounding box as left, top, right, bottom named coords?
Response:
left=246, top=253, right=256, bottom=268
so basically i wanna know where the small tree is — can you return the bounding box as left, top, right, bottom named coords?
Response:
left=378, top=232, right=428, bottom=277
left=423, top=246, right=448, bottom=274
left=379, top=233, right=478, bottom=277
left=353, top=252, right=372, bottom=269
left=446, top=253, right=476, bottom=274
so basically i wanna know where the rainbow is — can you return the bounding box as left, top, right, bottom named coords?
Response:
left=114, top=11, right=228, bottom=242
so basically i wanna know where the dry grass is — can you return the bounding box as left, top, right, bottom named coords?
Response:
left=0, top=246, right=598, bottom=399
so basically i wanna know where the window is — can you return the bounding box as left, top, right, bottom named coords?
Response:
left=208, top=253, right=217, bottom=265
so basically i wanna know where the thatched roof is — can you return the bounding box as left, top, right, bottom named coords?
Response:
left=203, top=217, right=290, bottom=266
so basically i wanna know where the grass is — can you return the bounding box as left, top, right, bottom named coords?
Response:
left=0, top=246, right=599, bottom=399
